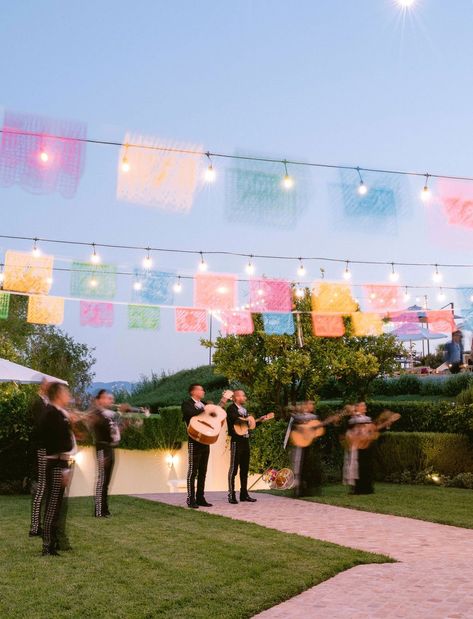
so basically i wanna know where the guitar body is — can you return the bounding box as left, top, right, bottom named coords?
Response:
left=188, top=405, right=227, bottom=445
left=290, top=420, right=325, bottom=448
left=233, top=413, right=274, bottom=437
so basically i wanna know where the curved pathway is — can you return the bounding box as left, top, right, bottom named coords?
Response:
left=133, top=492, right=473, bottom=618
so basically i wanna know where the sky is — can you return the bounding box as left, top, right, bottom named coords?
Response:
left=1, top=0, right=473, bottom=381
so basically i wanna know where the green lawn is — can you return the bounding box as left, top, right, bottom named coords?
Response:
left=0, top=495, right=388, bottom=619
left=265, top=483, right=473, bottom=529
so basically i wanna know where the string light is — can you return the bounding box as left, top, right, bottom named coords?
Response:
left=421, top=174, right=431, bottom=202
left=437, top=287, right=446, bottom=301
left=39, top=150, right=49, bottom=163
left=245, top=256, right=255, bottom=275
left=432, top=264, right=442, bottom=283
left=31, top=238, right=41, bottom=257
left=46, top=276, right=53, bottom=285
left=204, top=152, right=216, bottom=183
left=121, top=144, right=130, bottom=173
left=90, top=243, right=101, bottom=264
left=356, top=167, right=368, bottom=196
left=198, top=252, right=208, bottom=272
left=404, top=287, right=411, bottom=301
left=389, top=263, right=399, bottom=282
left=398, top=0, right=415, bottom=7
left=281, top=160, right=294, bottom=190
left=89, top=277, right=98, bottom=288
left=343, top=261, right=352, bottom=280
left=320, top=267, right=325, bottom=280
left=297, top=259, right=306, bottom=277
left=295, top=288, right=304, bottom=298
left=133, top=281, right=142, bottom=291
left=142, top=248, right=153, bottom=270
left=173, top=276, right=182, bottom=293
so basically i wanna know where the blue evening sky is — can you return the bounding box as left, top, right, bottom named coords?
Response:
left=1, top=0, right=472, bottom=381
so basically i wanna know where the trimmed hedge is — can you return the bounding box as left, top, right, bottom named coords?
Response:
left=373, top=432, right=473, bottom=479
left=370, top=373, right=473, bottom=397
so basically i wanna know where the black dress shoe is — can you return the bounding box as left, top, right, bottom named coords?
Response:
left=228, top=495, right=238, bottom=504
left=196, top=499, right=213, bottom=507
left=240, top=495, right=257, bottom=502
left=187, top=501, right=199, bottom=509
left=42, top=547, right=60, bottom=556
left=29, top=530, right=42, bottom=537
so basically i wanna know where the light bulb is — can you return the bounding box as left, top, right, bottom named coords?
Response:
left=32, top=241, right=41, bottom=257
left=39, top=151, right=49, bottom=163
left=432, top=266, right=442, bottom=283
left=297, top=262, right=306, bottom=277
left=121, top=157, right=130, bottom=173
left=398, top=0, right=415, bottom=7
left=89, top=277, right=98, bottom=288
left=295, top=288, right=304, bottom=298
left=421, top=185, right=431, bottom=202
left=282, top=174, right=294, bottom=190
left=245, top=260, right=255, bottom=275
left=358, top=180, right=368, bottom=196
left=437, top=289, right=446, bottom=301
left=142, top=255, right=152, bottom=270
left=46, top=276, right=53, bottom=285
left=90, top=246, right=101, bottom=264
left=0, top=272, right=4, bottom=283
left=133, top=281, right=142, bottom=291
left=173, top=279, right=182, bottom=293
left=404, top=289, right=411, bottom=301
left=198, top=253, right=208, bottom=272
left=389, top=264, right=399, bottom=282
left=343, top=262, right=352, bottom=280
left=204, top=164, right=216, bottom=183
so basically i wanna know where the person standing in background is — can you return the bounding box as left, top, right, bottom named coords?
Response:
left=29, top=379, right=50, bottom=537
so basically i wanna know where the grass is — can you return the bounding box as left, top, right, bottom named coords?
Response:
left=264, top=483, right=473, bottom=529
left=0, top=495, right=388, bottom=619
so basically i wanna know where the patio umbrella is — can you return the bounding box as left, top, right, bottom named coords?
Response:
left=0, top=358, right=68, bottom=384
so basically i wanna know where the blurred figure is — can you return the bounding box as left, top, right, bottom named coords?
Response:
left=288, top=401, right=322, bottom=498
left=29, top=378, right=50, bottom=537
left=444, top=330, right=464, bottom=374
left=343, top=402, right=376, bottom=495
left=38, top=383, right=76, bottom=556
left=88, top=390, right=121, bottom=518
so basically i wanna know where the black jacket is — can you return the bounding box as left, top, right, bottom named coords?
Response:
left=181, top=397, right=206, bottom=427
left=226, top=402, right=249, bottom=442
left=88, top=407, right=121, bottom=447
left=30, top=395, right=49, bottom=449
left=38, top=404, right=74, bottom=456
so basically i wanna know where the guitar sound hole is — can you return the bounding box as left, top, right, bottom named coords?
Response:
left=209, top=412, right=216, bottom=417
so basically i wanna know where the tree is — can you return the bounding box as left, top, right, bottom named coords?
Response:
left=202, top=290, right=403, bottom=412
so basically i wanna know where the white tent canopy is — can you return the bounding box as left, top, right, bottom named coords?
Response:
left=0, top=358, right=68, bottom=385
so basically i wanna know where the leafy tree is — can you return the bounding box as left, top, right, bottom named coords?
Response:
left=203, top=290, right=403, bottom=412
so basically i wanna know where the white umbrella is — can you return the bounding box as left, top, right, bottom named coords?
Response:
left=0, top=358, right=68, bottom=384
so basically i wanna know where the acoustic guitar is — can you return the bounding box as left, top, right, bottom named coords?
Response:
left=290, top=410, right=350, bottom=448
left=187, top=404, right=227, bottom=445
left=347, top=411, right=401, bottom=450
left=233, top=412, right=275, bottom=436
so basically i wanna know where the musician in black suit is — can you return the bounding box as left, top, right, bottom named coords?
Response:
left=226, top=390, right=257, bottom=504
left=29, top=379, right=50, bottom=537
left=182, top=384, right=231, bottom=508
left=38, top=382, right=76, bottom=556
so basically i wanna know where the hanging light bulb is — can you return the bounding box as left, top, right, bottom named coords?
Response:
left=39, top=150, right=49, bottom=163
left=89, top=277, right=98, bottom=288
left=0, top=271, right=4, bottom=283
left=432, top=264, right=442, bottom=283
left=281, top=160, right=294, bottom=190
left=437, top=288, right=446, bottom=301
left=245, top=256, right=255, bottom=275
left=356, top=167, right=368, bottom=196
left=173, top=276, right=183, bottom=293
left=198, top=252, right=208, bottom=272
left=403, top=287, right=411, bottom=301
left=389, top=263, right=399, bottom=282
left=398, top=0, right=415, bottom=7
left=90, top=243, right=101, bottom=264
left=297, top=259, right=306, bottom=277
left=142, top=248, right=153, bottom=270
left=343, top=261, right=352, bottom=280
left=295, top=287, right=304, bottom=298
left=121, top=144, right=130, bottom=173
left=46, top=276, right=54, bottom=285
left=133, top=281, right=142, bottom=291
left=421, top=174, right=431, bottom=202
left=204, top=152, right=216, bottom=183
left=31, top=238, right=41, bottom=257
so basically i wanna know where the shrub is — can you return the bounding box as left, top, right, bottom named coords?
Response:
left=249, top=420, right=290, bottom=474
left=456, top=386, right=473, bottom=406
left=443, top=373, right=473, bottom=396
left=373, top=432, right=473, bottom=480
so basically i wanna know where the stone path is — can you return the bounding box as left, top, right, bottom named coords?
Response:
left=132, top=492, right=473, bottom=618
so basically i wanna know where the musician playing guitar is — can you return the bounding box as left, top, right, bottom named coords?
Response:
left=288, top=401, right=324, bottom=498
left=226, top=390, right=273, bottom=504
left=182, top=383, right=232, bottom=509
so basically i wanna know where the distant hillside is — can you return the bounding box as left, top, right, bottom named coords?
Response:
left=130, top=366, right=229, bottom=409
left=88, top=381, right=135, bottom=395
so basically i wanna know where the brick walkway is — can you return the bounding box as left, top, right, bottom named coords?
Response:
left=133, top=492, right=473, bottom=619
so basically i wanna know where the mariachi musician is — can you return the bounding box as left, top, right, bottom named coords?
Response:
left=287, top=401, right=322, bottom=498
left=181, top=384, right=231, bottom=509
